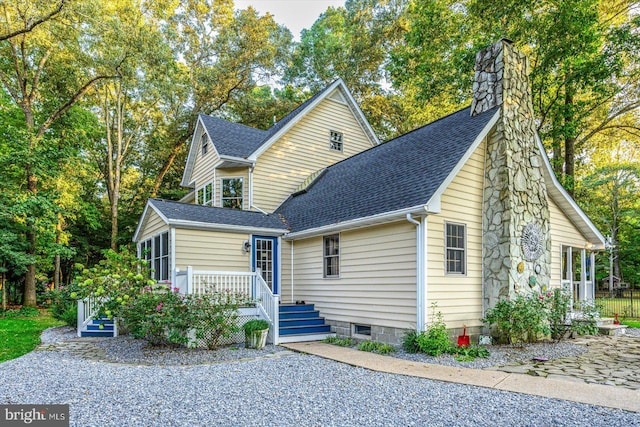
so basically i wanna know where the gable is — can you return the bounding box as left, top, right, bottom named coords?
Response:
left=252, top=92, right=379, bottom=212
left=133, top=203, right=169, bottom=242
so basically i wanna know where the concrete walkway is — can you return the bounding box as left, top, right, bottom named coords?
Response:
left=282, top=341, right=640, bottom=413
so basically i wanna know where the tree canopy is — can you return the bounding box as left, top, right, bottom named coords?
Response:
left=1, top=0, right=638, bottom=303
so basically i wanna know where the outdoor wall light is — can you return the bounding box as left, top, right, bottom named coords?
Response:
left=242, top=240, right=251, bottom=253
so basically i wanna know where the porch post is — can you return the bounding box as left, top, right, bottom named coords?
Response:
left=581, top=249, right=587, bottom=304
left=186, top=266, right=193, bottom=295
left=589, top=251, right=596, bottom=301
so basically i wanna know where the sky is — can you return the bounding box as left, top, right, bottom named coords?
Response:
left=234, top=0, right=346, bottom=40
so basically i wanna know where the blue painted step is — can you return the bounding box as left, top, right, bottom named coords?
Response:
left=279, top=317, right=326, bottom=327
left=279, top=310, right=320, bottom=320
left=278, top=303, right=331, bottom=337
left=279, top=324, right=331, bottom=336
left=81, top=330, right=115, bottom=337
left=86, top=323, right=114, bottom=331
left=279, top=304, right=315, bottom=313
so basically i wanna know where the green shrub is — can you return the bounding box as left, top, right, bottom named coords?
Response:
left=417, top=308, right=454, bottom=356
left=484, top=294, right=550, bottom=345
left=46, top=285, right=80, bottom=327
left=548, top=289, right=571, bottom=340
left=188, top=291, right=245, bottom=349
left=119, top=287, right=190, bottom=347
left=357, top=340, right=396, bottom=354
left=323, top=336, right=355, bottom=347
left=571, top=301, right=600, bottom=336
left=402, top=329, right=421, bottom=354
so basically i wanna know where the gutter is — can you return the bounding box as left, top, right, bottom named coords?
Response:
left=406, top=214, right=427, bottom=332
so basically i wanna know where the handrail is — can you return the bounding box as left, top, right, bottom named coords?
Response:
left=77, top=297, right=97, bottom=337
left=253, top=272, right=279, bottom=345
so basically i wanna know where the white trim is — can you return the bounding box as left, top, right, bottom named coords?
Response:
left=248, top=79, right=379, bottom=161
left=218, top=155, right=255, bottom=166
left=535, top=134, right=606, bottom=249
left=284, top=204, right=429, bottom=240
left=444, top=221, right=467, bottom=276
left=425, top=110, right=500, bottom=208
left=167, top=219, right=287, bottom=236
left=407, top=214, right=427, bottom=332
left=132, top=201, right=170, bottom=242
left=290, top=240, right=294, bottom=304
left=219, top=176, right=245, bottom=210
left=322, top=233, right=341, bottom=279
left=181, top=117, right=222, bottom=187
left=170, top=227, right=176, bottom=286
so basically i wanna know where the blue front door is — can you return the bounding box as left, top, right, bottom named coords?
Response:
left=252, top=236, right=278, bottom=294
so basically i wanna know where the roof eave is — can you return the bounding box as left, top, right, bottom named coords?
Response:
left=283, top=204, right=428, bottom=240
left=166, top=219, right=288, bottom=236
left=536, top=135, right=606, bottom=249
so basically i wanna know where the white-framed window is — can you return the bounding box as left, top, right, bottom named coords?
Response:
left=329, top=130, right=343, bottom=152
left=221, top=177, right=243, bottom=209
left=140, top=231, right=170, bottom=281
left=323, top=234, right=340, bottom=278
left=201, top=134, right=209, bottom=156
left=445, top=222, right=466, bottom=274
left=197, top=182, right=214, bottom=206
left=353, top=324, right=371, bottom=337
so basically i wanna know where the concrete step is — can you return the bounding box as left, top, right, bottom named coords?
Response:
left=277, top=332, right=335, bottom=344
left=597, top=318, right=615, bottom=326
left=598, top=324, right=628, bottom=336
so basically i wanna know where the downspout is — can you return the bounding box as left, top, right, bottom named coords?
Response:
left=407, top=214, right=427, bottom=332
left=291, top=240, right=294, bottom=303
left=248, top=165, right=253, bottom=210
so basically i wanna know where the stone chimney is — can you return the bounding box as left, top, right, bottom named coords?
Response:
left=475, top=39, right=552, bottom=312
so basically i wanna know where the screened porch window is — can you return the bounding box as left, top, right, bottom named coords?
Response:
left=221, top=178, right=243, bottom=209
left=445, top=223, right=466, bottom=274
left=323, top=234, right=340, bottom=278
left=140, top=231, right=170, bottom=281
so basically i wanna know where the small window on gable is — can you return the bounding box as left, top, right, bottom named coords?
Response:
left=445, top=223, right=466, bottom=275
left=329, top=131, right=343, bottom=152
left=221, top=177, right=243, bottom=210
left=201, top=134, right=209, bottom=156
left=323, top=234, right=340, bottom=278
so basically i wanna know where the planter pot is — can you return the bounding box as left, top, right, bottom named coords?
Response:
left=247, top=328, right=269, bottom=349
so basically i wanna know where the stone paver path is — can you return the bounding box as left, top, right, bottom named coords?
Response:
left=494, top=335, right=640, bottom=390
left=36, top=337, right=109, bottom=362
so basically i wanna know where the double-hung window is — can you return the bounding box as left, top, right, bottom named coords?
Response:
left=201, top=134, right=209, bottom=156
left=445, top=223, right=466, bottom=274
left=329, top=131, right=343, bottom=152
left=197, top=182, right=213, bottom=206
left=140, top=231, right=170, bottom=281
left=221, top=177, right=243, bottom=209
left=323, top=234, right=340, bottom=278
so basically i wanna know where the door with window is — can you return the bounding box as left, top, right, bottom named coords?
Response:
left=252, top=236, right=278, bottom=294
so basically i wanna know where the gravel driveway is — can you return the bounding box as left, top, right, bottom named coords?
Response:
left=0, top=329, right=638, bottom=426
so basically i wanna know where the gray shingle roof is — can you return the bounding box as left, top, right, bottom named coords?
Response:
left=200, top=81, right=339, bottom=158
left=150, top=198, right=288, bottom=230
left=276, top=106, right=499, bottom=233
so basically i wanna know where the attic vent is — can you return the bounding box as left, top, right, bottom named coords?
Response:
left=293, top=168, right=327, bottom=195
left=329, top=90, right=347, bottom=104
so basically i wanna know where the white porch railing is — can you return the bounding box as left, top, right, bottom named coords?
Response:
left=77, top=297, right=118, bottom=337
left=176, top=267, right=279, bottom=344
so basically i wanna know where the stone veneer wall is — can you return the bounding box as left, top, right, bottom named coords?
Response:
left=472, top=39, right=552, bottom=312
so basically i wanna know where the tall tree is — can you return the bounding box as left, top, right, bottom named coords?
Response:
left=147, top=2, right=294, bottom=197
left=0, top=0, right=120, bottom=306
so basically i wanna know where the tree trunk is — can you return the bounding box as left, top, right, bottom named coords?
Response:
left=23, top=171, right=38, bottom=307
left=564, top=86, right=576, bottom=196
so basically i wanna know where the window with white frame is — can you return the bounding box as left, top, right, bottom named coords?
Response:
left=329, top=130, right=343, bottom=152
left=201, top=134, right=209, bottom=156
left=140, top=231, right=170, bottom=281
left=323, top=234, right=340, bottom=277
left=197, top=182, right=213, bottom=206
left=445, top=223, right=466, bottom=274
left=221, top=177, right=243, bottom=209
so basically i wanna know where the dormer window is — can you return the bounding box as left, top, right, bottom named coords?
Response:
left=329, top=131, right=343, bottom=152
left=201, top=134, right=209, bottom=156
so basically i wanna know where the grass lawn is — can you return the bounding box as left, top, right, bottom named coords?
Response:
left=622, top=320, right=640, bottom=328
left=0, top=310, right=65, bottom=363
